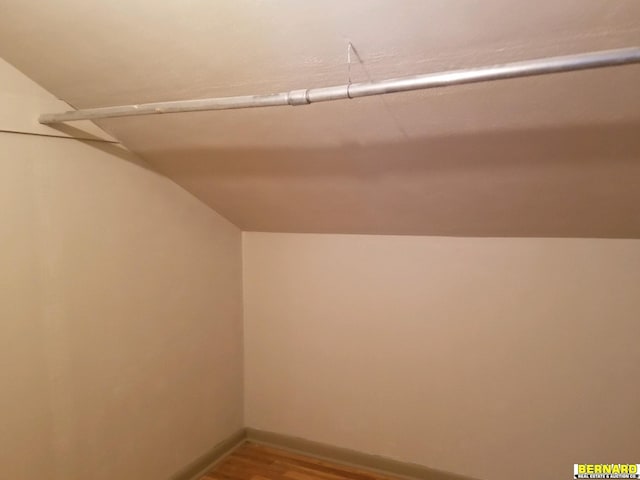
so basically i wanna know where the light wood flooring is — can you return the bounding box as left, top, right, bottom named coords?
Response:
left=200, top=442, right=400, bottom=480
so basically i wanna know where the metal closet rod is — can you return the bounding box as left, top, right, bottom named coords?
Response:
left=39, top=46, right=640, bottom=124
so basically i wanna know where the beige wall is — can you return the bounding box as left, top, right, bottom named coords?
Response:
left=5, top=51, right=640, bottom=480
left=0, top=59, right=244, bottom=480
left=243, top=232, right=640, bottom=480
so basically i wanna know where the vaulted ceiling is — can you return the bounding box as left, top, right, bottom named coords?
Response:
left=1, top=0, right=639, bottom=237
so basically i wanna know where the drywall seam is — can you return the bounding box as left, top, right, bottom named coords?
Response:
left=0, top=128, right=120, bottom=143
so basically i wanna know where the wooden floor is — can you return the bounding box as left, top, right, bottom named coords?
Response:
left=200, top=442, right=399, bottom=480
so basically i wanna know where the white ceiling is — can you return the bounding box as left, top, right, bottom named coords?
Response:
left=1, top=0, right=639, bottom=237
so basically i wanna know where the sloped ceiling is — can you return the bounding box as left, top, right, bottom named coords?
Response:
left=1, top=0, right=639, bottom=237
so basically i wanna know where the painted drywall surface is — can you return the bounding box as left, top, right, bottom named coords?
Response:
left=0, top=61, right=244, bottom=480
left=243, top=232, right=640, bottom=480
left=0, top=57, right=115, bottom=140
left=1, top=1, right=639, bottom=237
